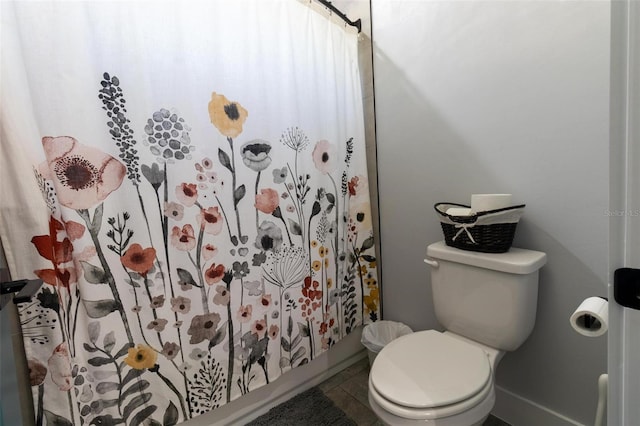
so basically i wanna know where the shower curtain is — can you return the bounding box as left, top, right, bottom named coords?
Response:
left=0, top=1, right=380, bottom=424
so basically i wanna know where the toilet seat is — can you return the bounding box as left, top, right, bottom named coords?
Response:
left=369, top=330, right=493, bottom=420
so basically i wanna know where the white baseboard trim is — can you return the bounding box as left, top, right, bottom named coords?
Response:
left=493, top=386, right=586, bottom=426
left=183, top=329, right=366, bottom=426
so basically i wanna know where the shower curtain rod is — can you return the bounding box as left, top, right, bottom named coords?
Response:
left=313, top=0, right=362, bottom=33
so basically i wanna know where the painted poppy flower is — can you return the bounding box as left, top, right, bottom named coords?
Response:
left=349, top=200, right=372, bottom=232
left=164, top=202, right=184, bottom=221
left=147, top=318, right=168, bottom=332
left=268, top=324, right=279, bottom=340
left=272, top=167, right=288, bottom=184
left=312, top=140, right=337, bottom=175
left=40, top=136, right=125, bottom=210
left=176, top=183, right=198, bottom=207
left=170, top=296, right=191, bottom=314
left=213, top=285, right=230, bottom=306
left=208, top=93, right=248, bottom=138
left=251, top=319, right=267, bottom=338
left=255, top=221, right=283, bottom=252
left=197, top=206, right=223, bottom=235
left=187, top=313, right=221, bottom=344
left=47, top=342, right=72, bottom=391
left=124, top=344, right=158, bottom=370
left=202, top=243, right=218, bottom=260
left=171, top=224, right=196, bottom=251
left=237, top=305, right=253, bottom=323
left=32, top=217, right=77, bottom=289
left=241, top=140, right=272, bottom=172
left=28, top=358, right=47, bottom=386
left=204, top=263, right=225, bottom=285
left=259, top=294, right=272, bottom=309
left=161, top=342, right=180, bottom=361
left=255, top=188, right=280, bottom=214
left=150, top=294, right=165, bottom=309
left=121, top=244, right=156, bottom=277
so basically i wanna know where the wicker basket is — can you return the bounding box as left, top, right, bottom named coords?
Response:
left=434, top=202, right=525, bottom=253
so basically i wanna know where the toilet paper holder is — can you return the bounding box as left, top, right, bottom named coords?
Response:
left=614, top=267, right=640, bottom=311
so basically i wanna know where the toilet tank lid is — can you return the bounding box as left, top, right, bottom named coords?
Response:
left=426, top=241, right=547, bottom=274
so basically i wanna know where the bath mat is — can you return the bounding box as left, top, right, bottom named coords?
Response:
left=245, top=386, right=357, bottom=426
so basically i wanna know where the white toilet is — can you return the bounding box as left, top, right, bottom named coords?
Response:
left=368, top=241, right=547, bottom=426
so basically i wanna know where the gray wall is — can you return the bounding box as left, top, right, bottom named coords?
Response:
left=371, top=1, right=609, bottom=424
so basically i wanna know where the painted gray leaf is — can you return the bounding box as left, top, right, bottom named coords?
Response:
left=103, top=331, right=116, bottom=353
left=234, top=185, right=246, bottom=206
left=122, top=380, right=150, bottom=400
left=43, top=410, right=73, bottom=426
left=84, top=299, right=120, bottom=318
left=361, top=236, right=375, bottom=251
left=298, top=321, right=310, bottom=337
left=130, top=404, right=157, bottom=426
left=326, top=192, right=336, bottom=204
left=96, top=381, right=119, bottom=394
left=176, top=268, right=196, bottom=286
left=279, top=356, right=291, bottom=369
left=88, top=321, right=100, bottom=344
left=289, top=219, right=302, bottom=236
left=218, top=148, right=233, bottom=172
left=81, top=261, right=107, bottom=284
left=123, top=393, right=152, bottom=419
left=92, top=203, right=104, bottom=232
left=163, top=401, right=179, bottom=426
left=291, top=346, right=306, bottom=364
left=280, top=337, right=291, bottom=352
left=209, top=322, right=227, bottom=349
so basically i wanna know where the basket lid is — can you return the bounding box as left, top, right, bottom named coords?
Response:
left=426, top=241, right=546, bottom=274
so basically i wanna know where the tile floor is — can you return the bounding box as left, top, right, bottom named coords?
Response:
left=318, top=357, right=510, bottom=426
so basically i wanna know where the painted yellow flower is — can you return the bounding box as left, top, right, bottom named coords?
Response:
left=312, top=260, right=321, bottom=271
left=359, top=265, right=368, bottom=276
left=124, top=344, right=157, bottom=370
left=318, top=246, right=327, bottom=258
left=365, top=276, right=377, bottom=287
left=369, top=261, right=377, bottom=269
left=327, top=278, right=333, bottom=289
left=364, top=287, right=379, bottom=314
left=324, top=258, right=330, bottom=268
left=311, top=240, right=318, bottom=248
left=208, top=93, right=248, bottom=138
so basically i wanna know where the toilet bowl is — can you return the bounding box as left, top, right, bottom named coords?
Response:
left=367, top=241, right=546, bottom=425
left=368, top=330, right=501, bottom=426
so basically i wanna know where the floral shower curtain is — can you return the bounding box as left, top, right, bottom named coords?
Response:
left=0, top=1, right=379, bottom=425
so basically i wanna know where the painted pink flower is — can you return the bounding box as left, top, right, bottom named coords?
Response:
left=176, top=183, right=198, bottom=207
left=251, top=319, right=267, bottom=338
left=197, top=206, right=223, bottom=235
left=40, top=136, right=126, bottom=209
left=164, top=202, right=184, bottom=221
left=258, top=294, right=272, bottom=309
left=268, top=324, right=279, bottom=340
left=237, top=305, right=253, bottom=323
left=171, top=224, right=196, bottom=251
left=204, top=263, right=225, bottom=285
left=255, top=188, right=280, bottom=214
left=202, top=244, right=218, bottom=260
left=213, top=285, right=230, bottom=305
left=47, top=342, right=72, bottom=391
left=312, top=140, right=337, bottom=175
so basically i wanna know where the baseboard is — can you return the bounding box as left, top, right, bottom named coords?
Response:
left=493, top=386, right=586, bottom=426
left=182, top=329, right=366, bottom=426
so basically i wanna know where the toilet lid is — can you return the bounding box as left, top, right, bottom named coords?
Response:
left=370, top=330, right=491, bottom=409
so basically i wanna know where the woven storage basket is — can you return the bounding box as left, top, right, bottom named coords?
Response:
left=434, top=202, right=525, bottom=253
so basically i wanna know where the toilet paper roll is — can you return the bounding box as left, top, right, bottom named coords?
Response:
left=570, top=297, right=608, bottom=337
left=470, top=194, right=513, bottom=213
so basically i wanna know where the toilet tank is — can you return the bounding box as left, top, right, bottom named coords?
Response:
left=426, top=241, right=547, bottom=352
